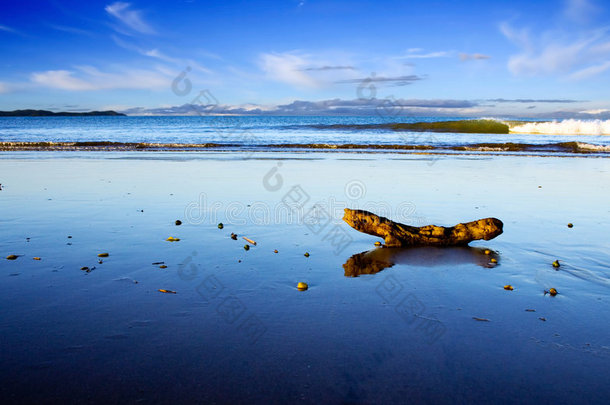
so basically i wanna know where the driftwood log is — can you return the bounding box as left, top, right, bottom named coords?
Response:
left=343, top=209, right=503, bottom=247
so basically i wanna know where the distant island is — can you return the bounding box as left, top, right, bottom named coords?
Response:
left=0, top=109, right=126, bottom=117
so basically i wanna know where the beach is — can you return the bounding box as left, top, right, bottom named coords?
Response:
left=5, top=0, right=610, bottom=402
left=1, top=150, right=609, bottom=403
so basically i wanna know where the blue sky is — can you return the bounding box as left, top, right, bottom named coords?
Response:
left=1, top=0, right=610, bottom=117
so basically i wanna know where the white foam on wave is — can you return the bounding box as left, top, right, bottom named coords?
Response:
left=509, top=119, right=610, bottom=135
left=573, top=142, right=610, bottom=152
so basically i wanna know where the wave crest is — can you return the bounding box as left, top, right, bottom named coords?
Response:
left=509, top=119, right=610, bottom=135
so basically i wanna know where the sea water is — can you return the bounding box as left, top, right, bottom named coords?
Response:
left=2, top=116, right=610, bottom=152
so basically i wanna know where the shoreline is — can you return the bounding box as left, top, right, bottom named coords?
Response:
left=1, top=140, right=610, bottom=156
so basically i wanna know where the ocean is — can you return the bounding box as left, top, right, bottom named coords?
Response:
left=1, top=116, right=610, bottom=154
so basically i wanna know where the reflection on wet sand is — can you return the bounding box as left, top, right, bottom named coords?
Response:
left=342, top=246, right=500, bottom=277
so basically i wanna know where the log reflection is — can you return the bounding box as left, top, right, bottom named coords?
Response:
left=342, top=246, right=500, bottom=277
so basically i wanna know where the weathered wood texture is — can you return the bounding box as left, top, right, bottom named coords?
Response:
left=343, top=209, right=503, bottom=247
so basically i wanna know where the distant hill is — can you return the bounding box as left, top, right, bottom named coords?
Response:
left=0, top=109, right=126, bottom=117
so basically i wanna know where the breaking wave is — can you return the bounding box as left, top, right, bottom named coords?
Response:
left=509, top=119, right=610, bottom=135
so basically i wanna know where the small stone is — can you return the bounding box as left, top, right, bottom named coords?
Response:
left=549, top=288, right=558, bottom=296
left=503, top=285, right=514, bottom=290
left=304, top=252, right=310, bottom=257
left=33, top=257, right=41, bottom=261
left=244, top=244, right=250, bottom=251
left=490, top=258, right=497, bottom=263
left=175, top=220, right=182, bottom=226
left=6, top=255, right=18, bottom=260
left=67, top=236, right=72, bottom=239
left=552, top=260, right=560, bottom=268
left=218, top=223, right=224, bottom=229
left=374, top=241, right=381, bottom=247
left=166, top=237, right=180, bottom=242
left=567, top=223, right=573, bottom=228
left=484, top=249, right=491, bottom=255
left=98, top=253, right=109, bottom=257
left=273, top=249, right=278, bottom=253
left=159, top=265, right=167, bottom=269
left=539, top=317, right=546, bottom=321
left=230, top=233, right=238, bottom=240
left=297, top=282, right=308, bottom=291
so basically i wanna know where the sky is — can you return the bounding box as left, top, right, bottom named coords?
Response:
left=1, top=0, right=610, bottom=117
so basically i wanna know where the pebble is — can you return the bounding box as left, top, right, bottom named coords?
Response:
left=98, top=253, right=109, bottom=257
left=297, top=282, right=308, bottom=291
left=503, top=285, right=514, bottom=290
left=175, top=220, right=182, bottom=226
left=218, top=223, right=224, bottom=229
left=6, top=255, right=17, bottom=260
left=244, top=244, right=250, bottom=251
left=304, top=252, right=310, bottom=257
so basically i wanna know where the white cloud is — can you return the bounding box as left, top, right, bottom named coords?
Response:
left=49, top=25, right=93, bottom=36
left=580, top=108, right=610, bottom=114
left=564, top=0, right=597, bottom=23
left=30, top=66, right=171, bottom=91
left=105, top=2, right=155, bottom=34
left=110, top=35, right=211, bottom=74
left=459, top=53, right=491, bottom=61
left=402, top=50, right=451, bottom=59
left=500, top=5, right=610, bottom=79
left=258, top=51, right=364, bottom=89
left=570, top=60, right=610, bottom=79
left=259, top=52, right=319, bottom=88
left=0, top=24, right=14, bottom=32
left=0, top=82, right=9, bottom=93
left=0, top=24, right=20, bottom=35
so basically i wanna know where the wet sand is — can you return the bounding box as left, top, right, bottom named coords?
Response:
left=1, top=151, right=609, bottom=404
